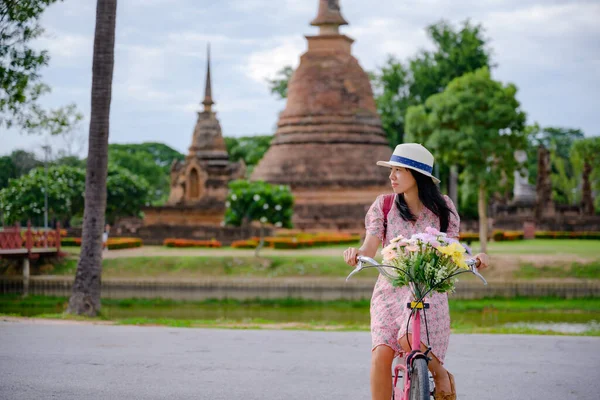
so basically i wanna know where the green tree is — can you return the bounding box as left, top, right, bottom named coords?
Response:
left=267, top=66, right=294, bottom=100
left=0, top=164, right=148, bottom=225
left=372, top=20, right=492, bottom=146
left=0, top=165, right=85, bottom=225
left=1, top=0, right=82, bottom=134
left=104, top=164, right=150, bottom=223
left=68, top=0, right=117, bottom=317
left=0, top=150, right=42, bottom=189
left=224, top=180, right=294, bottom=256
left=108, top=142, right=184, bottom=168
left=571, top=137, right=600, bottom=215
left=526, top=125, right=584, bottom=186
left=405, top=68, right=527, bottom=252
left=107, top=142, right=184, bottom=204
left=224, top=135, right=272, bottom=174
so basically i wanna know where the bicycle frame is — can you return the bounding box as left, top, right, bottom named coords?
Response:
left=392, top=302, right=428, bottom=400
left=347, top=255, right=487, bottom=400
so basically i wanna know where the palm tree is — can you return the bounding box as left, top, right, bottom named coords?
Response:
left=67, top=0, right=117, bottom=316
left=571, top=137, right=600, bottom=216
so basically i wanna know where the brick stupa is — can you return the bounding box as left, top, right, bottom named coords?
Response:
left=251, top=0, right=392, bottom=230
left=143, top=46, right=245, bottom=226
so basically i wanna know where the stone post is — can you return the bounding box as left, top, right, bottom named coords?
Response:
left=22, top=258, right=30, bottom=297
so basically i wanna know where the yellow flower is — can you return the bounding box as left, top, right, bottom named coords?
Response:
left=438, top=242, right=469, bottom=269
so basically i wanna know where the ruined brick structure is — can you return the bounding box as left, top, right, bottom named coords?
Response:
left=251, top=0, right=392, bottom=231
left=143, top=46, right=245, bottom=226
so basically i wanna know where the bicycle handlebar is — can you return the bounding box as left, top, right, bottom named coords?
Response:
left=346, top=255, right=488, bottom=286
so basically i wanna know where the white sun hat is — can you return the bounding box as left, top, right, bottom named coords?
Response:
left=376, top=143, right=440, bottom=184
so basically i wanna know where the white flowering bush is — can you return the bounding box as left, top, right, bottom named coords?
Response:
left=224, top=180, right=293, bottom=229
left=224, top=180, right=294, bottom=256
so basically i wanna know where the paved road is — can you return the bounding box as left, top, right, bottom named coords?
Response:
left=1, top=319, right=598, bottom=399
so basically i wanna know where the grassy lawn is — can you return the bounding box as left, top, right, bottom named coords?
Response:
left=515, top=261, right=600, bottom=279
left=27, top=239, right=599, bottom=280
left=1, top=295, right=598, bottom=336
left=50, top=255, right=379, bottom=279
left=480, top=239, right=600, bottom=257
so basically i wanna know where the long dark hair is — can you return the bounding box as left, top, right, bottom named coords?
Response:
left=396, top=169, right=455, bottom=232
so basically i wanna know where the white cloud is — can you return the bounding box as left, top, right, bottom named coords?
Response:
left=244, top=36, right=305, bottom=83
left=35, top=32, right=92, bottom=65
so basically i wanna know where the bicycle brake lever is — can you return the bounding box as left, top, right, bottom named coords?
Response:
left=467, top=259, right=488, bottom=285
left=345, top=261, right=365, bottom=281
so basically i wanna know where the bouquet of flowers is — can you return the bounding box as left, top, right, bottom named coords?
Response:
left=381, top=227, right=469, bottom=299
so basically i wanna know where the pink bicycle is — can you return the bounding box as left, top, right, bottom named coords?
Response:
left=347, top=255, right=487, bottom=400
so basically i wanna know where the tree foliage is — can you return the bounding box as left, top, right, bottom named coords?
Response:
left=224, top=135, right=272, bottom=171
left=405, top=68, right=527, bottom=251
left=0, top=0, right=82, bottom=133
left=267, top=66, right=294, bottom=100
left=0, top=150, right=41, bottom=189
left=372, top=20, right=492, bottom=146
left=108, top=142, right=183, bottom=204
left=571, top=136, right=600, bottom=215
left=0, top=165, right=149, bottom=225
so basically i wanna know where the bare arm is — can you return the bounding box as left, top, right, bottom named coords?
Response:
left=343, top=233, right=381, bottom=266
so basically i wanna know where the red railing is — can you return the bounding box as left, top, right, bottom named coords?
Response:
left=0, top=222, right=62, bottom=255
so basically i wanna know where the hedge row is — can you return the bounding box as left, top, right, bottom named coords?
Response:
left=231, top=233, right=361, bottom=249
left=460, top=230, right=600, bottom=242
left=534, top=231, right=600, bottom=240
left=163, top=238, right=222, bottom=248
left=61, top=237, right=143, bottom=250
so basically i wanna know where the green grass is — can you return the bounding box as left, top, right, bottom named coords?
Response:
left=2, top=295, right=598, bottom=335
left=481, top=239, right=600, bottom=257
left=514, top=261, right=600, bottom=279
left=47, top=255, right=378, bottom=278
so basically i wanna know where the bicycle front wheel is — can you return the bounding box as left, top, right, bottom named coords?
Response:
left=409, top=358, right=430, bottom=400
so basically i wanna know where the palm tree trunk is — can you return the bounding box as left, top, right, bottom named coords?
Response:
left=67, top=0, right=117, bottom=317
left=478, top=183, right=488, bottom=253
left=581, top=161, right=594, bottom=215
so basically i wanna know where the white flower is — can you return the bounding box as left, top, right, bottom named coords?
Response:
left=275, top=205, right=282, bottom=211
left=260, top=216, right=267, bottom=223
left=225, top=201, right=231, bottom=208
left=253, top=194, right=260, bottom=201
left=231, top=194, right=237, bottom=201
left=275, top=221, right=282, bottom=227
left=263, top=204, right=269, bottom=210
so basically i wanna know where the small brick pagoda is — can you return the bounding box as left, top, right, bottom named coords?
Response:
left=143, top=46, right=245, bottom=226
left=251, top=0, right=392, bottom=230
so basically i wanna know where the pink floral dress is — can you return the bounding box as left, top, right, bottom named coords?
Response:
left=365, top=194, right=460, bottom=363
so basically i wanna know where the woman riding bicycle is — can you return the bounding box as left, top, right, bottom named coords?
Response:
left=343, top=143, right=489, bottom=400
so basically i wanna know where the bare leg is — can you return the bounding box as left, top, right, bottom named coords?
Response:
left=371, top=345, right=395, bottom=400
left=398, top=334, right=451, bottom=393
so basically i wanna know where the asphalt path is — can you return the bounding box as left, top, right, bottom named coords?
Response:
left=1, top=319, right=598, bottom=399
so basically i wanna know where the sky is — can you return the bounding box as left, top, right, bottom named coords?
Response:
left=1, top=0, right=599, bottom=159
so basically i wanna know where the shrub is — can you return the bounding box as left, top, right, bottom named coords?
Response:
left=535, top=231, right=600, bottom=240
left=163, top=238, right=222, bottom=248
left=492, top=230, right=524, bottom=242
left=61, top=237, right=142, bottom=249
left=231, top=239, right=259, bottom=249
left=107, top=238, right=142, bottom=250
left=459, top=232, right=479, bottom=243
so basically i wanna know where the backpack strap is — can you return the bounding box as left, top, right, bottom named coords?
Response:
left=382, top=194, right=395, bottom=244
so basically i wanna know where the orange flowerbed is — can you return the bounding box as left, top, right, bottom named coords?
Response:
left=163, top=238, right=222, bottom=248
left=231, top=239, right=259, bottom=249
left=231, top=232, right=360, bottom=249
left=61, top=237, right=142, bottom=249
